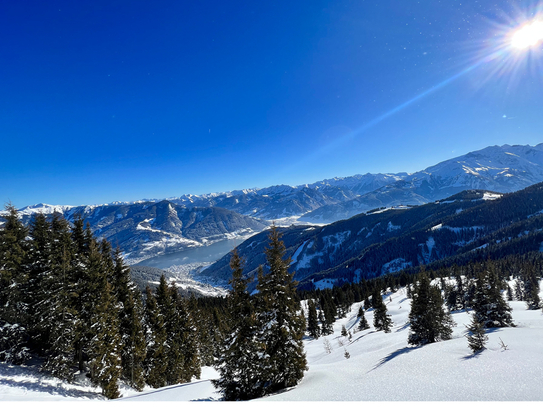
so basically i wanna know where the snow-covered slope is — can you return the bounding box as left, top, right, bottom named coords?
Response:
left=2, top=279, right=541, bottom=401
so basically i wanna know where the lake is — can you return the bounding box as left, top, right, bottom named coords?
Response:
left=134, top=238, right=247, bottom=269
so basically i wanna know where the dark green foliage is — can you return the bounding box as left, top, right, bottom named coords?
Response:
left=254, top=226, right=307, bottom=396
left=341, top=325, right=348, bottom=337
left=213, top=249, right=263, bottom=401
left=408, top=273, right=454, bottom=346
left=472, top=265, right=514, bottom=328
left=357, top=307, right=370, bottom=331
left=0, top=204, right=30, bottom=327
left=306, top=299, right=320, bottom=339
left=40, top=221, right=78, bottom=382
left=0, top=322, right=30, bottom=364
left=112, top=248, right=147, bottom=391
left=0, top=206, right=208, bottom=398
left=86, top=240, right=123, bottom=399
left=169, top=285, right=201, bottom=382
left=466, top=313, right=488, bottom=353
left=520, top=264, right=541, bottom=310
left=144, top=286, right=168, bottom=388
left=372, top=288, right=392, bottom=333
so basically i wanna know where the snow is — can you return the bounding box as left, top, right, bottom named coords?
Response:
left=381, top=258, right=412, bottom=274
left=387, top=221, right=401, bottom=232
left=482, top=192, right=502, bottom=201
left=291, top=240, right=309, bottom=264
left=312, top=278, right=338, bottom=290
left=2, top=281, right=543, bottom=401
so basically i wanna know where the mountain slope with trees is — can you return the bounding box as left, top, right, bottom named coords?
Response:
left=201, top=182, right=543, bottom=290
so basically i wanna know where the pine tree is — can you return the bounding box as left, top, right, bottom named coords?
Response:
left=472, top=266, right=514, bottom=328
left=0, top=204, right=30, bottom=325
left=357, top=307, right=370, bottom=331
left=0, top=204, right=31, bottom=364
left=466, top=313, right=488, bottom=353
left=70, top=218, right=93, bottom=373
left=213, top=249, right=263, bottom=401
left=112, top=248, right=147, bottom=391
left=372, top=288, right=392, bottom=333
left=254, top=226, right=307, bottom=396
left=86, top=240, right=123, bottom=399
left=306, top=299, right=320, bottom=339
left=40, top=215, right=78, bottom=382
left=144, top=286, right=168, bottom=388
left=41, top=244, right=77, bottom=382
left=408, top=273, right=454, bottom=346
left=154, top=275, right=185, bottom=385
left=169, top=284, right=201, bottom=383
left=520, top=265, right=541, bottom=310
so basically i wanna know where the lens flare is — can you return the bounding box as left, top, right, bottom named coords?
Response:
left=511, top=20, right=543, bottom=49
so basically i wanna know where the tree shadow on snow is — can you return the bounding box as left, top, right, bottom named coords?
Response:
left=461, top=351, right=484, bottom=361
left=0, top=376, right=101, bottom=400
left=368, top=346, right=419, bottom=372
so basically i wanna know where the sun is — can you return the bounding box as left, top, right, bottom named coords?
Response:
left=510, top=20, right=543, bottom=49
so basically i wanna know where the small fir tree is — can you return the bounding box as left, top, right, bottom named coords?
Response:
left=408, top=273, right=454, bottom=346
left=306, top=299, right=320, bottom=339
left=466, top=313, right=488, bottom=353
left=372, top=288, right=392, bottom=333
left=357, top=307, right=370, bottom=331
left=472, top=267, right=514, bottom=328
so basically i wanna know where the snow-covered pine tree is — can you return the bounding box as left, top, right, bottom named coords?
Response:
left=472, top=265, right=514, bottom=328
left=168, top=282, right=201, bottom=383
left=520, top=264, right=541, bottom=310
left=112, top=247, right=147, bottom=391
left=466, top=313, right=488, bottom=353
left=0, top=204, right=31, bottom=364
left=408, top=272, right=454, bottom=346
left=155, top=275, right=185, bottom=385
left=0, top=204, right=30, bottom=324
left=254, top=226, right=307, bottom=396
left=86, top=240, right=123, bottom=399
left=372, top=287, right=392, bottom=333
left=213, top=249, right=263, bottom=401
left=143, top=285, right=168, bottom=388
left=40, top=215, right=78, bottom=382
left=357, top=307, right=370, bottom=331
left=320, top=297, right=335, bottom=335
left=70, top=218, right=92, bottom=373
left=306, top=299, right=320, bottom=339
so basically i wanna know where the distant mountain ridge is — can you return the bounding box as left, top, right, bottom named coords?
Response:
left=300, top=143, right=543, bottom=222
left=7, top=143, right=543, bottom=263
left=7, top=201, right=267, bottom=262
left=116, top=143, right=543, bottom=223
left=200, top=182, right=543, bottom=290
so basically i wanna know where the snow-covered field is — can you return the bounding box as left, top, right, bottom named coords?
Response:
left=1, top=282, right=542, bottom=402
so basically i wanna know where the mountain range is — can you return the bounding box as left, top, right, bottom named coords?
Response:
left=199, top=182, right=543, bottom=290
left=11, top=201, right=267, bottom=262
left=5, top=143, right=543, bottom=267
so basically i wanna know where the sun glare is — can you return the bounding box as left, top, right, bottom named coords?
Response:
left=511, top=20, right=543, bottom=49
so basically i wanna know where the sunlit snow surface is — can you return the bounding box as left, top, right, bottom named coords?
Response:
left=1, top=281, right=543, bottom=401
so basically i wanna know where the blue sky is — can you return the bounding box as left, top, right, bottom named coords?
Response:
left=1, top=0, right=542, bottom=208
